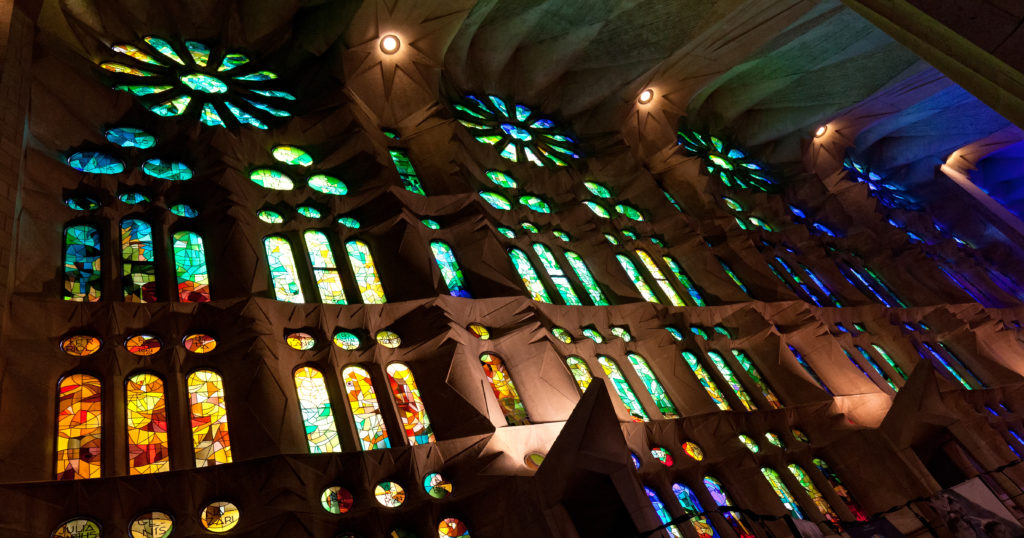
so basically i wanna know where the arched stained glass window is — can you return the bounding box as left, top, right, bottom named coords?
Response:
left=430, top=241, right=471, bottom=298
left=56, top=374, right=102, bottom=480
left=346, top=240, right=387, bottom=304
left=531, top=243, right=581, bottom=305
left=563, top=251, right=609, bottom=305
left=663, top=255, right=705, bottom=306
left=187, top=370, right=232, bottom=467
left=264, top=236, right=304, bottom=303
left=479, top=353, right=530, bottom=426
left=303, top=231, right=347, bottom=304
left=121, top=219, right=157, bottom=302
left=626, top=353, right=678, bottom=418
left=788, top=464, right=839, bottom=524
left=293, top=366, right=342, bottom=453
left=730, top=350, right=783, bottom=409
left=597, top=355, right=649, bottom=422
left=705, top=351, right=757, bottom=411
left=386, top=363, right=435, bottom=445
left=172, top=231, right=211, bottom=302
left=854, top=345, right=899, bottom=392
left=703, top=476, right=756, bottom=538
left=672, top=483, right=721, bottom=538
left=508, top=248, right=552, bottom=303
left=565, top=355, right=593, bottom=393
left=126, top=372, right=169, bottom=474
left=342, top=366, right=391, bottom=450
left=64, top=224, right=102, bottom=301
left=616, top=254, right=659, bottom=303
left=760, top=467, right=804, bottom=519
left=644, top=486, right=684, bottom=538
left=388, top=148, right=426, bottom=195
left=787, top=345, right=832, bottom=395
left=680, top=351, right=731, bottom=411
left=813, top=458, right=869, bottom=521
left=635, top=250, right=685, bottom=306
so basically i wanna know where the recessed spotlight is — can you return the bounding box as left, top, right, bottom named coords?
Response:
left=380, top=35, right=401, bottom=55
left=815, top=125, right=828, bottom=138
left=638, top=89, right=654, bottom=104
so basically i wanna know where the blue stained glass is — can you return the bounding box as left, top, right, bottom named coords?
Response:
left=200, top=103, right=225, bottom=127
left=149, top=95, right=191, bottom=116
left=250, top=89, right=296, bottom=100
left=185, top=41, right=210, bottom=67
left=488, top=96, right=509, bottom=117
left=65, top=196, right=101, bottom=211
left=226, top=102, right=268, bottom=129
left=338, top=217, right=360, bottom=229
left=245, top=99, right=291, bottom=117
left=105, top=127, right=156, bottom=149
left=141, top=159, right=193, bottom=181
left=531, top=119, right=554, bottom=129
left=234, top=71, right=278, bottom=81
left=515, top=104, right=531, bottom=122
left=119, top=193, right=150, bottom=204
left=217, top=53, right=250, bottom=72
left=64, top=225, right=102, bottom=302
left=170, top=204, right=199, bottom=218
left=501, top=123, right=532, bottom=141
left=645, top=487, right=684, bottom=538
left=180, top=73, right=227, bottom=93
left=430, top=241, right=471, bottom=298
left=67, top=152, right=124, bottom=174
left=144, top=36, right=184, bottom=65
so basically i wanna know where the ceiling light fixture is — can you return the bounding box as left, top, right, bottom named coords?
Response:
left=815, top=125, right=828, bottom=138
left=638, top=89, right=654, bottom=104
left=380, top=35, right=401, bottom=55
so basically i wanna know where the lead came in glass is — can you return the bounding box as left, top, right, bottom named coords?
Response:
left=346, top=240, right=387, bottom=304
left=264, top=236, right=304, bottom=303
left=303, top=231, right=347, bottom=304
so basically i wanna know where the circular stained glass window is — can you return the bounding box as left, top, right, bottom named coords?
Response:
left=52, top=518, right=101, bottom=538
left=650, top=447, right=673, bottom=467
left=374, top=481, right=406, bottom=508
left=467, top=323, right=490, bottom=340
left=454, top=94, right=579, bottom=168
left=423, top=472, right=453, bottom=499
left=125, top=334, right=162, bottom=356
left=438, top=517, right=470, bottom=537
left=376, top=330, right=401, bottom=349
left=286, top=332, right=316, bottom=350
left=129, top=511, right=174, bottom=538
left=551, top=327, right=572, bottom=344
left=524, top=452, right=545, bottom=470
left=333, top=331, right=360, bottom=350
left=61, top=335, right=101, bottom=356
left=320, top=486, right=354, bottom=514
left=183, top=333, right=217, bottom=353
left=682, top=441, right=704, bottom=461
left=200, top=501, right=239, bottom=533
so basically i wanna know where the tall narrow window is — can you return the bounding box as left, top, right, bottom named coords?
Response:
left=303, top=231, right=347, bottom=304
left=788, top=464, right=839, bottom=524
left=773, top=256, right=821, bottom=306
left=508, top=248, right=552, bottom=303
left=787, top=345, right=832, bottom=395
left=635, top=250, right=685, bottom=306
left=389, top=148, right=426, bottom=195
left=342, top=366, right=391, bottom=450
left=56, top=374, right=102, bottom=480
left=705, top=351, right=757, bottom=411
left=672, top=483, right=721, bottom=538
left=812, top=458, right=869, bottom=521
left=644, top=487, right=684, bottom=538
left=172, top=231, right=211, bottom=302
left=663, top=255, right=706, bottom=306
left=345, top=240, right=387, bottom=304
left=479, top=353, right=530, bottom=426
left=918, top=342, right=973, bottom=390
left=703, top=476, right=756, bottom=538
left=937, top=342, right=985, bottom=388
left=430, top=241, right=471, bottom=298
left=386, top=363, right=435, bottom=445
left=126, top=372, right=169, bottom=474
left=64, top=224, right=102, bottom=301
left=680, top=351, right=731, bottom=411
left=626, top=353, right=678, bottom=418
left=293, top=366, right=342, bottom=453
left=121, top=219, right=157, bottom=302
left=616, top=254, right=659, bottom=303
left=871, top=344, right=908, bottom=380
left=187, top=370, right=232, bottom=467
left=717, top=258, right=748, bottom=294
left=532, top=243, right=581, bottom=305
left=264, top=236, right=305, bottom=303
left=800, top=264, right=841, bottom=307
left=854, top=345, right=899, bottom=391
left=563, top=250, right=609, bottom=305
left=565, top=355, right=593, bottom=393
left=597, top=355, right=650, bottom=422
left=731, top=350, right=783, bottom=409
left=761, top=467, right=804, bottom=519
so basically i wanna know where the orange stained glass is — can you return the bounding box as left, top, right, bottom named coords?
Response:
left=61, top=335, right=101, bottom=356
left=386, top=363, right=435, bottom=445
left=188, top=370, right=232, bottom=467
left=480, top=353, right=529, bottom=426
left=183, top=333, right=217, bottom=353
left=342, top=365, right=391, bottom=450
left=126, top=373, right=170, bottom=474
left=56, top=374, right=102, bottom=480
left=125, top=334, right=162, bottom=356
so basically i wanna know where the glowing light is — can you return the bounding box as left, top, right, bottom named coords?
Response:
left=380, top=35, right=401, bottom=54
left=638, top=89, right=654, bottom=104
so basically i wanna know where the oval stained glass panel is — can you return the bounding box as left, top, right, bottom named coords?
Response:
left=374, top=481, right=406, bottom=507
left=249, top=169, right=294, bottom=190
left=170, top=204, right=199, bottom=218
left=272, top=145, right=314, bottom=167
left=485, top=170, right=517, bottom=188
left=67, top=151, right=125, bottom=174
left=307, top=174, right=348, bottom=195
left=682, top=441, right=704, bottom=461
left=120, top=192, right=150, bottom=204
left=65, top=196, right=101, bottom=211
left=125, top=334, right=162, bottom=356
left=106, top=126, right=157, bottom=149
left=467, top=323, right=490, bottom=339
left=551, top=327, right=572, bottom=343
left=338, top=217, right=360, bottom=229
left=376, top=330, right=401, bottom=348
left=286, top=332, right=316, bottom=350
left=52, top=518, right=101, bottom=538
left=333, top=331, right=360, bottom=350
left=583, top=181, right=612, bottom=198
left=438, top=518, right=469, bottom=538
left=183, top=333, right=217, bottom=353
left=583, top=201, right=610, bottom=218
left=200, top=501, right=239, bottom=532
left=296, top=206, right=322, bottom=218
left=141, top=159, right=193, bottom=181
left=320, top=486, right=354, bottom=514
left=421, top=219, right=440, bottom=229
left=519, top=195, right=551, bottom=213
left=423, top=472, right=453, bottom=499
left=129, top=511, right=174, bottom=538
left=615, top=204, right=644, bottom=221
left=651, top=447, right=674, bottom=466
left=61, top=335, right=101, bottom=356
left=257, top=209, right=284, bottom=223
left=479, top=191, right=511, bottom=210
left=524, top=452, right=545, bottom=470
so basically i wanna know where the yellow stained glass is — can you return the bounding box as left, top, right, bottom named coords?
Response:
left=56, top=374, right=102, bottom=480
left=188, top=370, right=232, bottom=467
left=126, top=373, right=170, bottom=474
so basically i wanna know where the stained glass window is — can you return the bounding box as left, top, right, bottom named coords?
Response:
left=635, top=250, right=685, bottom=306
left=53, top=519, right=102, bottom=538
left=486, top=170, right=517, bottom=188
left=338, top=217, right=360, bottom=228
left=455, top=95, right=579, bottom=167
left=120, top=219, right=157, bottom=302
left=718, top=259, right=748, bottom=294
left=680, top=351, right=731, bottom=411
left=615, top=204, right=644, bottom=221
left=508, top=248, right=552, bottom=303
left=250, top=169, right=294, bottom=190
left=303, top=231, right=347, bottom=304
left=497, top=226, right=515, bottom=238
left=612, top=326, right=632, bottom=341
left=854, top=345, right=899, bottom=392
left=480, top=191, right=512, bottom=210
left=296, top=206, right=321, bottom=219
left=761, top=467, right=804, bottom=519
left=813, top=458, right=869, bottom=521
left=520, top=195, right=552, bottom=213
left=172, top=231, right=210, bottom=302
left=272, top=145, right=313, bottom=166
left=738, top=434, right=760, bottom=453
left=264, top=236, right=304, bottom=303
left=644, top=487, right=684, bottom=538
left=333, top=331, right=360, bottom=350
left=130, top=511, right=173, bottom=538
left=672, top=483, right=721, bottom=538
left=170, top=203, right=198, bottom=218
left=788, top=464, right=839, bottom=524
left=187, top=370, right=232, bottom=467
left=787, top=345, right=832, bottom=395
left=765, top=432, right=784, bottom=448
left=374, top=481, right=406, bottom=507
left=468, top=323, right=490, bottom=339
left=342, top=366, right=391, bottom=450
left=376, top=330, right=401, bottom=348
left=585, top=201, right=611, bottom=218
left=183, top=333, right=216, bottom=353
left=294, top=366, right=342, bottom=453
left=703, top=476, right=756, bottom=538
left=439, top=518, right=470, bottom=537
left=682, top=441, right=704, bottom=461
left=553, top=230, right=570, bottom=241
left=424, top=472, right=453, bottom=499
left=200, top=501, right=240, bottom=532
left=792, top=428, right=810, bottom=443
left=64, top=224, right=102, bottom=302
left=565, top=356, right=593, bottom=393
left=522, top=221, right=540, bottom=234
left=125, top=334, right=161, bottom=356
left=583, top=327, right=603, bottom=343
left=119, top=192, right=151, bottom=205
left=258, top=209, right=284, bottom=223
left=677, top=129, right=776, bottom=192
left=705, top=351, right=757, bottom=411
left=532, top=243, right=581, bottom=305
left=389, top=149, right=426, bottom=195
left=431, top=241, right=471, bottom=298
left=386, top=363, right=435, bottom=445
left=479, top=353, right=530, bottom=426
left=871, top=344, right=908, bottom=380
left=62, top=335, right=101, bottom=356
left=557, top=251, right=608, bottom=305
left=731, top=350, right=783, bottom=409
left=552, top=327, right=573, bottom=343
left=651, top=447, right=674, bottom=466
left=662, top=255, right=706, bottom=306
left=286, top=332, right=316, bottom=350
left=106, top=126, right=156, bottom=148
left=626, top=353, right=679, bottom=418
left=597, top=355, right=649, bottom=422
left=65, top=195, right=101, bottom=211
left=141, top=158, right=192, bottom=181
left=584, top=181, right=612, bottom=198
left=307, top=174, right=348, bottom=195
left=67, top=151, right=125, bottom=174
left=321, top=486, right=354, bottom=514
left=126, top=373, right=169, bottom=474
left=616, top=254, right=659, bottom=303
left=346, top=240, right=387, bottom=304
left=56, top=374, right=102, bottom=480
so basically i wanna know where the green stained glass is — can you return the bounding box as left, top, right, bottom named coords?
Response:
left=584, top=181, right=612, bottom=198
left=611, top=327, right=632, bottom=341
left=563, top=251, right=608, bottom=305
left=486, top=170, right=517, bottom=188
left=615, top=204, right=644, bottom=221
left=200, top=103, right=225, bottom=127
left=565, top=356, right=593, bottom=393
left=718, top=259, right=748, bottom=294
left=662, top=255, right=706, bottom=306
left=116, top=85, right=173, bottom=96
left=346, top=240, right=387, bottom=304
left=626, top=352, right=678, bottom=418
left=430, top=241, right=471, bottom=298
left=105, top=127, right=156, bottom=149
left=583, top=328, right=603, bottom=343
left=723, top=197, right=743, bottom=211
left=226, top=101, right=268, bottom=129
left=788, top=464, right=839, bottom=524
left=706, top=350, right=757, bottom=411
left=520, top=195, right=551, bottom=213
left=872, top=344, right=908, bottom=379
left=650, top=237, right=664, bottom=247
left=421, top=219, right=440, bottom=230
left=257, top=209, right=284, bottom=223
left=297, top=206, right=322, bottom=219
left=342, top=366, right=391, bottom=450
left=666, top=327, right=683, bottom=341
left=597, top=356, right=649, bottom=422
left=497, top=226, right=515, bottom=238
left=553, top=230, right=570, bottom=241
left=303, top=231, right=347, bottom=304
left=604, top=233, right=619, bottom=245
left=307, top=174, right=347, bottom=196
left=272, top=145, right=314, bottom=167
left=691, top=327, right=710, bottom=340
left=531, top=243, right=580, bottom=305
left=65, top=196, right=101, bottom=211
left=713, top=325, right=731, bottom=338
left=480, top=191, right=512, bottom=210
left=761, top=467, right=804, bottom=519
left=671, top=484, right=716, bottom=538
left=508, top=248, right=551, bottom=303
left=120, top=219, right=156, bottom=302
left=112, top=43, right=163, bottom=65
left=144, top=36, right=184, bottom=65
left=218, top=53, right=250, bottom=71
left=663, top=190, right=682, bottom=212
left=64, top=225, right=102, bottom=302
left=172, top=231, right=210, bottom=302
left=621, top=229, right=637, bottom=240
left=635, top=249, right=685, bottom=306
left=765, top=432, right=784, bottom=448
left=149, top=95, right=191, bottom=117
left=616, top=254, right=659, bottom=303
left=749, top=216, right=772, bottom=231
left=521, top=222, right=539, bottom=233
left=680, top=351, right=731, bottom=411
left=100, top=62, right=155, bottom=76
left=294, top=366, right=342, bottom=454
left=264, top=236, right=304, bottom=303
left=552, top=327, right=573, bottom=343
left=246, top=99, right=291, bottom=117
left=480, top=353, right=530, bottom=426
left=250, top=169, right=294, bottom=190
left=67, top=151, right=124, bottom=174
left=169, top=204, right=198, bottom=218
left=119, top=192, right=150, bottom=204
left=584, top=201, right=610, bottom=218
left=250, top=89, right=295, bottom=100
left=141, top=158, right=192, bottom=181
left=180, top=73, right=227, bottom=93
left=338, top=217, right=360, bottom=229
left=333, top=331, right=360, bottom=350
left=388, top=149, right=425, bottom=195
left=731, top=350, right=783, bottom=409
left=234, top=71, right=278, bottom=81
